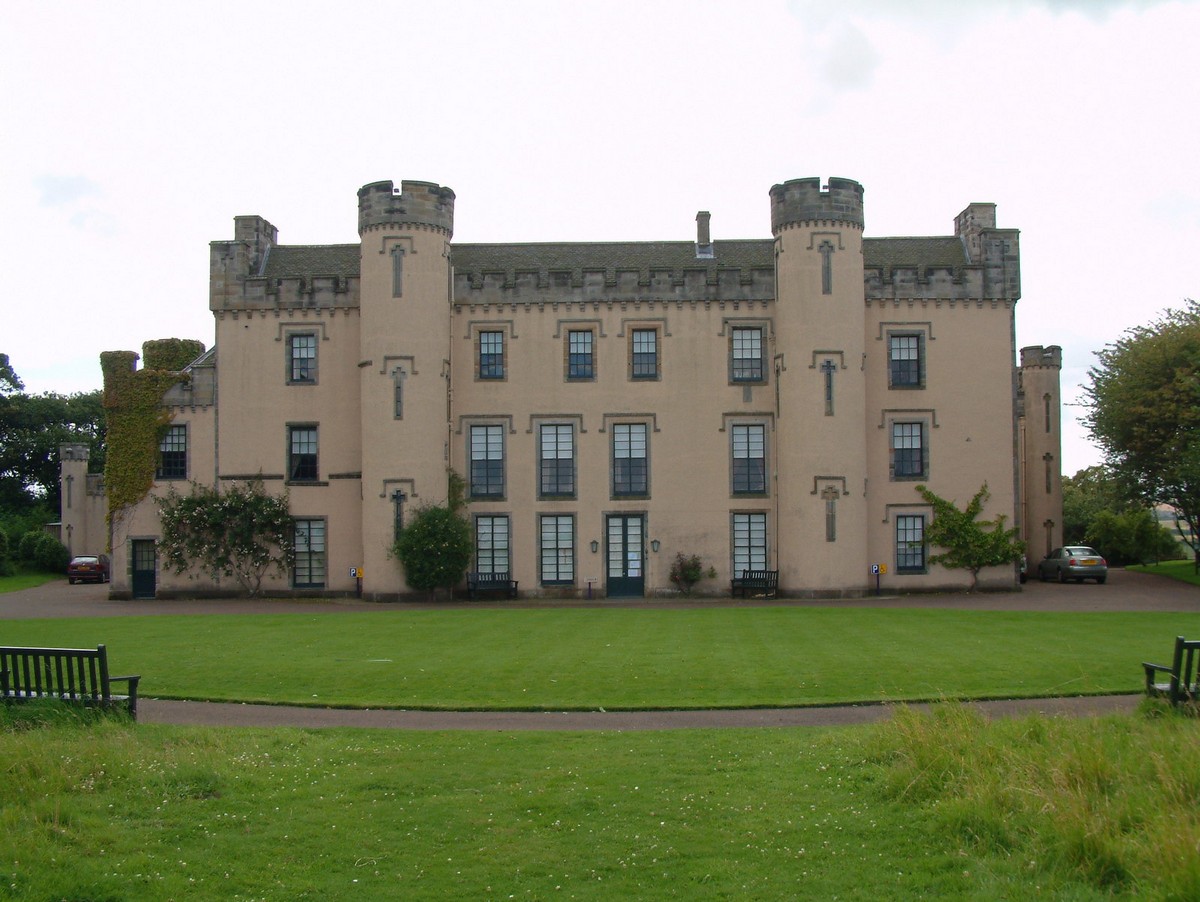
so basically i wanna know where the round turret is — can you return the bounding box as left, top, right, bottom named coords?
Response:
left=769, top=177, right=864, bottom=233
left=357, top=180, right=456, bottom=236
left=1020, top=345, right=1062, bottom=369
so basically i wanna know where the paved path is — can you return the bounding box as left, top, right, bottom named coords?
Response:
left=5, top=566, right=1199, bottom=619
left=4, top=568, right=1194, bottom=730
left=137, top=693, right=1144, bottom=731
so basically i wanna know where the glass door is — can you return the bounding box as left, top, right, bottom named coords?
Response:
left=606, top=514, right=644, bottom=597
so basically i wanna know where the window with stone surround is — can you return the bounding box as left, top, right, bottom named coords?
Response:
left=890, top=421, right=927, bottom=480
left=731, top=424, right=767, bottom=495
left=475, top=515, right=510, bottom=575
left=469, top=424, right=505, bottom=498
left=288, top=425, right=319, bottom=482
left=539, top=424, right=575, bottom=498
left=630, top=328, right=659, bottom=380
left=288, top=333, right=317, bottom=384
left=731, top=327, right=765, bottom=383
left=293, top=518, right=326, bottom=588
left=479, top=331, right=505, bottom=380
left=895, top=515, right=926, bottom=573
left=540, top=514, right=575, bottom=585
left=888, top=333, right=923, bottom=389
left=612, top=423, right=648, bottom=496
left=567, top=329, right=595, bottom=380
left=732, top=512, right=768, bottom=573
left=157, top=424, right=187, bottom=480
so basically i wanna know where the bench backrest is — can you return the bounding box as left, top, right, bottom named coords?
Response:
left=0, top=645, right=110, bottom=702
left=1172, top=637, right=1200, bottom=689
left=740, top=570, right=778, bottom=584
left=472, top=572, right=511, bottom=584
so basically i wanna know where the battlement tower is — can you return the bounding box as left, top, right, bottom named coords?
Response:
left=358, top=180, right=456, bottom=236
left=770, top=177, right=868, bottom=593
left=1018, top=345, right=1064, bottom=558
left=770, top=177, right=865, bottom=232
left=357, top=179, right=456, bottom=597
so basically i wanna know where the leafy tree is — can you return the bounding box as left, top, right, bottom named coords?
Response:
left=916, top=483, right=1024, bottom=591
left=0, top=353, right=23, bottom=395
left=1062, top=466, right=1125, bottom=544
left=1084, top=508, right=1182, bottom=566
left=0, top=356, right=105, bottom=513
left=393, top=504, right=473, bottom=598
left=1083, top=299, right=1200, bottom=568
left=157, top=479, right=293, bottom=597
left=1060, top=466, right=1181, bottom=564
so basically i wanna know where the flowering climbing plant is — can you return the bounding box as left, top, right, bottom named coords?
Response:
left=157, top=479, right=294, bottom=597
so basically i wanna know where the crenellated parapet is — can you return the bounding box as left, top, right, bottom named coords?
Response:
left=769, top=177, right=865, bottom=233
left=210, top=216, right=277, bottom=310
left=1020, top=345, right=1062, bottom=369
left=358, top=180, right=456, bottom=236
left=218, top=273, right=360, bottom=311
left=211, top=236, right=361, bottom=312
left=862, top=203, right=1021, bottom=302
left=451, top=240, right=774, bottom=305
left=955, top=202, right=1021, bottom=300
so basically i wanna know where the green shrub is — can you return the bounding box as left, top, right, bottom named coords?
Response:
left=392, top=504, right=473, bottom=597
left=16, top=530, right=70, bottom=573
left=669, top=552, right=716, bottom=595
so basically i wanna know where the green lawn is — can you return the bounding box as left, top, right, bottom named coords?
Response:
left=4, top=605, right=1200, bottom=900
left=2, top=607, right=1193, bottom=709
left=3, top=703, right=1197, bottom=901
left=0, top=571, right=60, bottom=594
left=1129, top=558, right=1200, bottom=586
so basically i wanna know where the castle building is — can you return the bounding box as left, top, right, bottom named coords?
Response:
left=63, top=177, right=1063, bottom=599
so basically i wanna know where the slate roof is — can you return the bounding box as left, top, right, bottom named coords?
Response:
left=863, top=236, right=968, bottom=277
left=260, top=244, right=360, bottom=279
left=255, top=236, right=971, bottom=281
left=450, top=239, right=774, bottom=273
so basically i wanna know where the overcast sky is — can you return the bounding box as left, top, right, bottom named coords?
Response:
left=3, top=0, right=1197, bottom=475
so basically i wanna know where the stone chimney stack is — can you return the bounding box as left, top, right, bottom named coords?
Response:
left=695, top=211, right=713, bottom=258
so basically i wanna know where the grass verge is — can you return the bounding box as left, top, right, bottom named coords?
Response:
left=1, top=702, right=1196, bottom=900
left=0, top=572, right=61, bottom=594
left=1, top=608, right=1191, bottom=709
left=1128, top=559, right=1200, bottom=586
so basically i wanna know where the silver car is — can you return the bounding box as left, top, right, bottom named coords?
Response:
left=1037, top=546, right=1108, bottom=584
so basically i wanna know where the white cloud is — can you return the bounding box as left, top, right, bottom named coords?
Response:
left=33, top=175, right=99, bottom=207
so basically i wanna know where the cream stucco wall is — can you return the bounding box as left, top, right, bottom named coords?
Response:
left=88, top=176, right=1057, bottom=600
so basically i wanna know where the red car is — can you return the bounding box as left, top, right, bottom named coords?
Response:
left=67, top=554, right=110, bottom=584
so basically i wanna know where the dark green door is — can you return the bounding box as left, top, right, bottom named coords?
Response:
left=131, top=540, right=156, bottom=599
left=606, top=515, right=644, bottom=598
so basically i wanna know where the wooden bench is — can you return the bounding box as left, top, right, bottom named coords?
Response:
left=1142, top=636, right=1200, bottom=706
left=730, top=569, right=779, bottom=598
left=466, top=571, right=519, bottom=600
left=0, top=645, right=141, bottom=720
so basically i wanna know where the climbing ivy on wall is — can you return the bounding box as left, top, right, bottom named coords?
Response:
left=101, top=340, right=205, bottom=533
left=142, top=339, right=205, bottom=373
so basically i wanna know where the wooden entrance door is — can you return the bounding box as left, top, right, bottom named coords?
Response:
left=131, top=539, right=157, bottom=599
